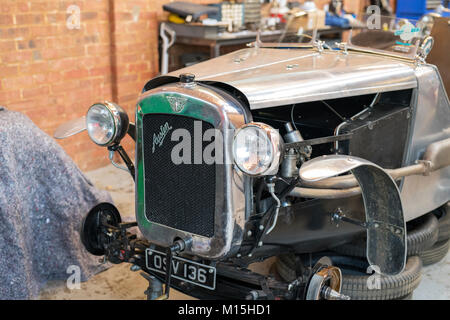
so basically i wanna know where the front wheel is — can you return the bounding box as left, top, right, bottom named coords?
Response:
left=80, top=202, right=122, bottom=256
left=275, top=254, right=422, bottom=300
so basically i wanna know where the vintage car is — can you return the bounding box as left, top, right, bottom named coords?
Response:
left=55, top=16, right=450, bottom=300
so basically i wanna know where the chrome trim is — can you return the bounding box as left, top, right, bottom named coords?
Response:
left=86, top=101, right=123, bottom=147
left=299, top=155, right=373, bottom=182
left=232, top=122, right=284, bottom=176
left=104, top=101, right=123, bottom=142
left=135, top=82, right=251, bottom=260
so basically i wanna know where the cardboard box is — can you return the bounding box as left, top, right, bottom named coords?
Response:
left=287, top=9, right=326, bottom=33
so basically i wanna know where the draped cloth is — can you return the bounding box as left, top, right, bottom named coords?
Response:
left=0, top=109, right=111, bottom=299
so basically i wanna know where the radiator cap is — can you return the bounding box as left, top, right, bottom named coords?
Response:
left=180, top=73, right=195, bottom=84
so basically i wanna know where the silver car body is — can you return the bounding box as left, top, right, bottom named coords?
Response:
left=169, top=47, right=450, bottom=221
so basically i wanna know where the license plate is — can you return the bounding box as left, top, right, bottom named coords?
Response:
left=145, top=248, right=216, bottom=290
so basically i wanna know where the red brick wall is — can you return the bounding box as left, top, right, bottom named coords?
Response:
left=111, top=0, right=219, bottom=112
left=0, top=0, right=216, bottom=171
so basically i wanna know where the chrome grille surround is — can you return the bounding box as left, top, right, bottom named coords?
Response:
left=135, top=82, right=252, bottom=259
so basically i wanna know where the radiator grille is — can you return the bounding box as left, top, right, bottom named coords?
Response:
left=142, top=114, right=216, bottom=237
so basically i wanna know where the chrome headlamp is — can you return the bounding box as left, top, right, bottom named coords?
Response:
left=86, top=101, right=129, bottom=146
left=232, top=122, right=284, bottom=176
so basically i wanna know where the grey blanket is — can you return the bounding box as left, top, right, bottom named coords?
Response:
left=0, top=108, right=112, bottom=299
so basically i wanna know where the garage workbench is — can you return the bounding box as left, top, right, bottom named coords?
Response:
left=163, top=23, right=352, bottom=71
left=172, top=28, right=283, bottom=58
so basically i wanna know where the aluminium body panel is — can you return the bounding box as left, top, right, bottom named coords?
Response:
left=401, top=64, right=450, bottom=221
left=169, top=48, right=418, bottom=109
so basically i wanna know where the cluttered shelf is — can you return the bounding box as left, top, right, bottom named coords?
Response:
left=160, top=1, right=362, bottom=73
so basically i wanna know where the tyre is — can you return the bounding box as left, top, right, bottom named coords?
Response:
left=419, top=239, right=450, bottom=266
left=339, top=256, right=422, bottom=300
left=331, top=212, right=439, bottom=257
left=398, top=293, right=413, bottom=300
left=275, top=254, right=297, bottom=282
left=435, top=203, right=450, bottom=242
left=275, top=254, right=422, bottom=300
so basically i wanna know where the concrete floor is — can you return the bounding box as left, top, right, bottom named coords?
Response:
left=39, top=164, right=450, bottom=300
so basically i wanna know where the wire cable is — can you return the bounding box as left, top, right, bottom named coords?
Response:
left=320, top=100, right=346, bottom=122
